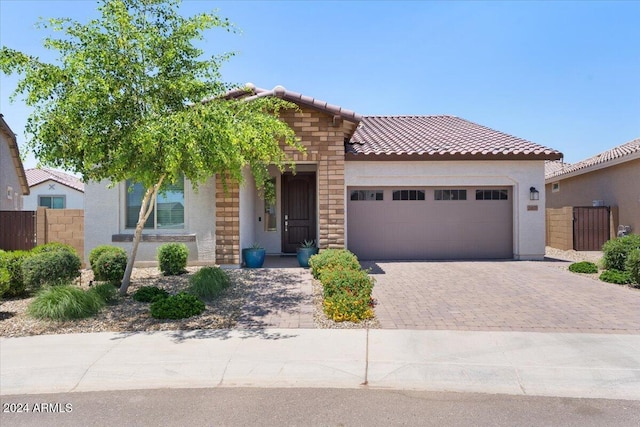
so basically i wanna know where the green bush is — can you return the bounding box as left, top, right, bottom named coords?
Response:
left=602, top=234, right=640, bottom=271
left=27, top=285, right=105, bottom=320
left=599, top=269, right=633, bottom=285
left=94, top=250, right=127, bottom=284
left=308, top=249, right=361, bottom=280
left=132, top=286, right=169, bottom=303
left=625, top=249, right=640, bottom=284
left=21, top=250, right=81, bottom=291
left=0, top=250, right=31, bottom=297
left=0, top=266, right=10, bottom=298
left=568, top=261, right=598, bottom=274
left=89, top=283, right=118, bottom=304
left=89, top=245, right=127, bottom=276
left=150, top=292, right=205, bottom=319
left=187, top=267, right=230, bottom=300
left=31, top=242, right=77, bottom=255
left=157, top=243, right=188, bottom=276
left=320, top=268, right=374, bottom=299
left=323, top=291, right=374, bottom=322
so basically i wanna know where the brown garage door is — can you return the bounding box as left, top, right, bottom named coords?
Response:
left=347, top=187, right=513, bottom=260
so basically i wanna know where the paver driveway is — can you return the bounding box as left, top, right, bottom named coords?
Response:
left=364, top=260, right=640, bottom=333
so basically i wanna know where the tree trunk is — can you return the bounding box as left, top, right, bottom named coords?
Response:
left=119, top=176, right=165, bottom=296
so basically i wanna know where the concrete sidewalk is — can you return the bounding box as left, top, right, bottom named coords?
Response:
left=1, top=329, right=639, bottom=400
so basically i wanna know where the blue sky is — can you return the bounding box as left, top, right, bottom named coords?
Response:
left=1, top=0, right=639, bottom=169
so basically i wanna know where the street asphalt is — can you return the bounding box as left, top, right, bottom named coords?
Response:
left=1, top=328, right=639, bottom=400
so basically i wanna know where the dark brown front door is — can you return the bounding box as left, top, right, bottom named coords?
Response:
left=282, top=172, right=316, bottom=253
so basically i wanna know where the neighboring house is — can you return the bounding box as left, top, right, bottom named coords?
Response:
left=85, top=85, right=562, bottom=266
left=23, top=168, right=85, bottom=211
left=545, top=138, right=640, bottom=235
left=0, top=114, right=29, bottom=210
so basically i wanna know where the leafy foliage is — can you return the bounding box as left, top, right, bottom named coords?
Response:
left=187, top=266, right=230, bottom=300
left=0, top=0, right=302, bottom=295
left=90, top=246, right=126, bottom=273
left=21, top=250, right=81, bottom=291
left=599, top=269, right=633, bottom=285
left=625, top=249, right=640, bottom=285
left=323, top=292, right=374, bottom=323
left=602, top=234, right=640, bottom=271
left=132, top=286, right=169, bottom=303
left=27, top=285, right=105, bottom=320
left=95, top=250, right=128, bottom=284
left=157, top=243, right=188, bottom=276
left=321, top=268, right=374, bottom=299
left=30, top=242, right=78, bottom=256
left=568, top=261, right=598, bottom=274
left=308, top=249, right=362, bottom=281
left=0, top=266, right=10, bottom=299
left=0, top=250, right=32, bottom=297
left=89, top=283, right=119, bottom=304
left=150, top=292, right=205, bottom=319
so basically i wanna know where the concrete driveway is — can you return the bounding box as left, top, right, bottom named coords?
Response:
left=364, top=260, right=640, bottom=333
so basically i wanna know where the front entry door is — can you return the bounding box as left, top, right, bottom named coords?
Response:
left=282, top=172, right=316, bottom=253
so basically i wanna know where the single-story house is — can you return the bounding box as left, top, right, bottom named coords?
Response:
left=545, top=138, right=640, bottom=235
left=0, top=114, right=29, bottom=210
left=85, top=85, right=563, bottom=266
left=23, top=168, right=85, bottom=211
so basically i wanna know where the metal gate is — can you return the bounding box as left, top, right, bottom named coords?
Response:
left=573, top=206, right=610, bottom=251
left=0, top=211, right=37, bottom=251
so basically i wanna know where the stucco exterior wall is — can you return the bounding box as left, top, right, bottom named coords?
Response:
left=0, top=132, right=23, bottom=210
left=23, top=180, right=84, bottom=211
left=545, top=159, right=640, bottom=234
left=84, top=178, right=216, bottom=266
left=345, top=160, right=546, bottom=260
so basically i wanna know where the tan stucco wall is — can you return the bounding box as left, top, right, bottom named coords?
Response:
left=545, top=159, right=640, bottom=234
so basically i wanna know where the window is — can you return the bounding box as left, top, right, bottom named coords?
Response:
left=475, top=189, right=508, bottom=200
left=392, top=190, right=425, bottom=201
left=552, top=182, right=560, bottom=193
left=39, top=195, right=65, bottom=209
left=434, top=189, right=467, bottom=201
left=264, top=178, right=277, bottom=231
left=126, top=176, right=185, bottom=229
left=350, top=190, right=384, bottom=201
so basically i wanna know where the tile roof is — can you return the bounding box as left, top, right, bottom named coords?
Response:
left=0, top=114, right=30, bottom=195
left=25, top=168, right=84, bottom=192
left=225, top=83, right=362, bottom=123
left=545, top=138, right=640, bottom=180
left=544, top=160, right=570, bottom=177
left=347, top=115, right=563, bottom=160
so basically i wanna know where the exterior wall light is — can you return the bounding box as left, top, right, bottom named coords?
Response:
left=529, top=186, right=540, bottom=201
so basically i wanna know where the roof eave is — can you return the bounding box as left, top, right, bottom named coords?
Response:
left=346, top=151, right=563, bottom=161
left=545, top=150, right=640, bottom=183
left=0, top=114, right=30, bottom=196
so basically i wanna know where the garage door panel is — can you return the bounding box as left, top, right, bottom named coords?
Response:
left=347, top=187, right=513, bottom=260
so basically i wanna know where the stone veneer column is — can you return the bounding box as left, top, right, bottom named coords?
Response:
left=215, top=176, right=240, bottom=265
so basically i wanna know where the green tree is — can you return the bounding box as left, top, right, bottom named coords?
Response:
left=1, top=0, right=301, bottom=295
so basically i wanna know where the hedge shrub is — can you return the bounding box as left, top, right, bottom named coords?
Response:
left=0, top=266, right=10, bottom=298
left=320, top=268, right=374, bottom=299
left=21, top=250, right=81, bottom=291
left=568, top=261, right=598, bottom=274
left=157, top=243, right=188, bottom=276
left=625, top=248, right=640, bottom=285
left=309, top=249, right=361, bottom=280
left=132, top=286, right=169, bottom=303
left=31, top=242, right=77, bottom=255
left=94, top=250, right=127, bottom=284
left=323, top=291, right=374, bottom=322
left=89, top=245, right=127, bottom=278
left=0, top=250, right=31, bottom=297
left=27, top=285, right=105, bottom=320
left=150, top=292, right=205, bottom=319
left=599, top=269, right=633, bottom=285
left=602, top=234, right=640, bottom=271
left=187, top=267, right=230, bottom=300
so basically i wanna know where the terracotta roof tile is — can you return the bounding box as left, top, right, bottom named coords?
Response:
left=25, top=168, right=84, bottom=192
left=347, top=115, right=562, bottom=160
left=545, top=138, right=640, bottom=179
